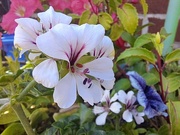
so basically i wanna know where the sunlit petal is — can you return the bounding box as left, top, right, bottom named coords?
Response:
left=32, top=59, right=59, bottom=88
left=82, top=57, right=114, bottom=81
left=36, top=23, right=77, bottom=62
left=91, top=36, right=114, bottom=59
left=38, top=6, right=72, bottom=31
left=53, top=73, right=76, bottom=108
left=72, top=23, right=105, bottom=59
left=76, top=74, right=103, bottom=105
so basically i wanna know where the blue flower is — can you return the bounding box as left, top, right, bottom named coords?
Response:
left=127, top=71, right=168, bottom=118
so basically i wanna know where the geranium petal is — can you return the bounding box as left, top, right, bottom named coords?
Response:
left=101, top=90, right=110, bottom=103
left=93, top=106, right=105, bottom=115
left=36, top=23, right=77, bottom=62
left=32, top=59, right=59, bottom=88
left=127, top=71, right=146, bottom=91
left=127, top=91, right=136, bottom=105
left=91, top=36, right=114, bottom=59
left=76, top=74, right=103, bottom=105
left=110, top=93, right=118, bottom=102
left=53, top=73, right=76, bottom=108
left=110, top=102, right=122, bottom=114
left=14, top=18, right=42, bottom=56
left=123, top=110, right=133, bottom=122
left=117, top=90, right=127, bottom=104
left=38, top=6, right=72, bottom=31
left=95, top=112, right=108, bottom=125
left=82, top=57, right=114, bottom=82
left=132, top=110, right=144, bottom=124
left=101, top=79, right=115, bottom=90
left=72, top=23, right=105, bottom=59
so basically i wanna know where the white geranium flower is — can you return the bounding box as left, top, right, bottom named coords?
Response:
left=118, top=90, right=144, bottom=124
left=35, top=23, right=115, bottom=108
left=14, top=6, right=72, bottom=58
left=93, top=90, right=122, bottom=125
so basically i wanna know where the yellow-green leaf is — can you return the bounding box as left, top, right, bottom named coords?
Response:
left=117, top=3, right=138, bottom=35
left=79, top=10, right=98, bottom=25
left=98, top=12, right=113, bottom=30
left=167, top=73, right=180, bottom=93
left=134, top=33, right=154, bottom=47
left=165, top=49, right=180, bottom=64
left=167, top=101, right=180, bottom=135
left=140, top=0, right=148, bottom=15
left=109, top=23, right=123, bottom=41
left=116, top=48, right=156, bottom=64
left=1, top=123, right=25, bottom=135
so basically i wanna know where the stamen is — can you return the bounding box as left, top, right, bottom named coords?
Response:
left=83, top=68, right=90, bottom=74
left=71, top=67, right=75, bottom=73
left=76, top=63, right=83, bottom=68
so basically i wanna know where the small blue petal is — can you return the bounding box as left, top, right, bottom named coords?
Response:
left=127, top=71, right=146, bottom=91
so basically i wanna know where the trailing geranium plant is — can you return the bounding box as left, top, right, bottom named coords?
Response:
left=0, top=0, right=180, bottom=135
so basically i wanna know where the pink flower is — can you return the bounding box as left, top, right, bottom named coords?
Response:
left=0, top=0, right=43, bottom=34
left=0, top=33, right=2, bottom=49
left=70, top=0, right=91, bottom=15
left=48, top=0, right=71, bottom=11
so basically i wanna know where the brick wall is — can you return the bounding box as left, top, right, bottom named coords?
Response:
left=135, top=0, right=180, bottom=48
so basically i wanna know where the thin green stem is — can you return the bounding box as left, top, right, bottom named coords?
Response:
left=16, top=80, right=37, bottom=101
left=11, top=103, right=35, bottom=135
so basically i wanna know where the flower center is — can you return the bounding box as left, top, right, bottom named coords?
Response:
left=15, top=6, right=26, bottom=17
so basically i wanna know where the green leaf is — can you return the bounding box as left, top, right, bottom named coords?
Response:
left=140, top=0, right=148, bottom=15
left=1, top=123, right=25, bottom=135
left=29, top=108, right=49, bottom=128
left=98, top=12, right=113, bottom=30
left=143, top=73, right=160, bottom=86
left=106, top=130, right=125, bottom=135
left=93, top=0, right=103, bottom=4
left=79, top=10, right=98, bottom=25
left=166, top=73, right=180, bottom=93
left=79, top=104, right=94, bottom=126
left=0, top=103, right=19, bottom=125
left=165, top=49, right=180, bottom=64
left=40, top=127, right=58, bottom=135
left=158, top=124, right=170, bottom=135
left=134, top=33, right=154, bottom=47
left=109, top=23, right=123, bottom=41
left=117, top=3, right=138, bottom=34
left=0, top=69, right=24, bottom=86
left=0, top=103, right=30, bottom=125
left=167, top=101, right=180, bottom=135
left=114, top=78, right=131, bottom=91
left=116, top=48, right=156, bottom=64
left=121, top=31, right=136, bottom=46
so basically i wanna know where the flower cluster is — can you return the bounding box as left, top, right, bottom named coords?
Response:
left=14, top=6, right=115, bottom=108
left=93, top=71, right=167, bottom=125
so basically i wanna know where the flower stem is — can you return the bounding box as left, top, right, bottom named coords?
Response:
left=16, top=80, right=37, bottom=101
left=11, top=103, right=35, bottom=135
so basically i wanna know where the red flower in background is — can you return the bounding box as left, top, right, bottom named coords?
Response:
left=48, top=0, right=71, bottom=12
left=0, top=0, right=43, bottom=34
left=49, top=0, right=94, bottom=15
left=115, top=37, right=126, bottom=51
